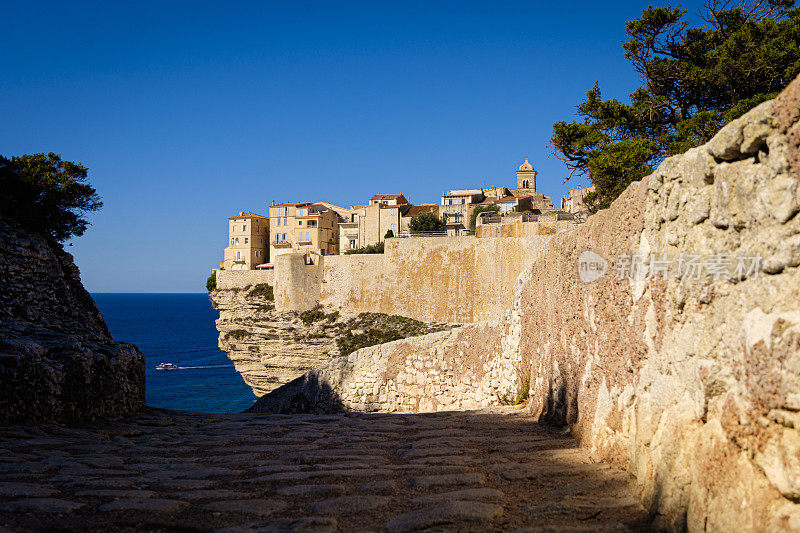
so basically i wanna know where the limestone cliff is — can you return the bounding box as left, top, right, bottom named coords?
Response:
left=210, top=287, right=342, bottom=396
left=210, top=286, right=453, bottom=396
left=252, top=75, right=800, bottom=530
left=0, top=219, right=145, bottom=424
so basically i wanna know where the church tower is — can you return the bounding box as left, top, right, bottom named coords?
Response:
left=516, top=158, right=537, bottom=192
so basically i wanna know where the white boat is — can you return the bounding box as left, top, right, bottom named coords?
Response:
left=156, top=362, right=179, bottom=370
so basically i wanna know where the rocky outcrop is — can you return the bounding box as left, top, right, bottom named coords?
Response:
left=0, top=219, right=145, bottom=424
left=210, top=287, right=453, bottom=396
left=210, top=287, right=342, bottom=396
left=252, top=75, right=800, bottom=530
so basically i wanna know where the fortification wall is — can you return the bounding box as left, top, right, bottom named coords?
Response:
left=319, top=236, right=544, bottom=323
left=215, top=268, right=274, bottom=290
left=251, top=76, right=800, bottom=530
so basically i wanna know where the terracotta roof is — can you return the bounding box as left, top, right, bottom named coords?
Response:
left=497, top=195, right=530, bottom=203
left=271, top=202, right=313, bottom=207
left=402, top=204, right=438, bottom=217
left=228, top=212, right=268, bottom=219
left=370, top=194, right=408, bottom=202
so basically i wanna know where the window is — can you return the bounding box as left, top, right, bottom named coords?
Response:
left=230, top=238, right=234, bottom=246
left=391, top=223, right=396, bottom=232
left=391, top=208, right=396, bottom=215
left=235, top=238, right=239, bottom=245
left=236, top=251, right=241, bottom=259
left=448, top=199, right=453, bottom=205
left=275, top=235, right=279, bottom=243
left=283, top=217, right=287, bottom=226
left=244, top=238, right=248, bottom=244
left=243, top=224, right=247, bottom=231
left=255, top=251, right=259, bottom=257
left=298, top=208, right=304, bottom=216
left=282, top=233, right=286, bottom=241
left=307, top=220, right=317, bottom=227
left=461, top=198, right=466, bottom=204
left=349, top=239, right=356, bottom=249
left=232, top=225, right=236, bottom=231
left=283, top=207, right=288, bottom=216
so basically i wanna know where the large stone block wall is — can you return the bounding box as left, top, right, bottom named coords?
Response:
left=0, top=219, right=145, bottom=424
left=219, top=232, right=546, bottom=324
left=215, top=268, right=274, bottom=290
left=251, top=76, right=800, bottom=530
left=319, top=236, right=545, bottom=323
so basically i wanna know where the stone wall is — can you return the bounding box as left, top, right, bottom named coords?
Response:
left=318, top=236, right=545, bottom=323
left=219, top=236, right=546, bottom=324
left=215, top=268, right=274, bottom=290
left=0, top=219, right=145, bottom=424
left=250, top=76, right=800, bottom=530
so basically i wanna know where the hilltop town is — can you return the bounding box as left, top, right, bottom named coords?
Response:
left=220, top=158, right=595, bottom=270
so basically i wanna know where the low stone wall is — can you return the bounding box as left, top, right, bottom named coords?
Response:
left=215, top=268, right=274, bottom=290
left=251, top=76, right=800, bottom=530
left=0, top=219, right=145, bottom=424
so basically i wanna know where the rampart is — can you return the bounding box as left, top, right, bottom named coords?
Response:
left=215, top=268, right=274, bottom=290
left=252, top=76, right=800, bottom=530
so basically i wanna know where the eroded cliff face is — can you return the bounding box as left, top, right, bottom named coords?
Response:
left=252, top=75, right=800, bottom=530
left=209, top=287, right=342, bottom=396
left=210, top=287, right=453, bottom=396
left=0, top=219, right=145, bottom=424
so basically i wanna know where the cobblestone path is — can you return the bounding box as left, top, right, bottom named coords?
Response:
left=0, top=407, right=649, bottom=532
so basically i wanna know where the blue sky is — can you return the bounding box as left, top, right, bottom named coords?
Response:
left=1, top=1, right=707, bottom=292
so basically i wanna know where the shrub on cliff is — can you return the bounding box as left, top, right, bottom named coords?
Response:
left=247, top=283, right=273, bottom=300
left=206, top=271, right=217, bottom=291
left=0, top=153, right=102, bottom=241
left=551, top=0, right=800, bottom=212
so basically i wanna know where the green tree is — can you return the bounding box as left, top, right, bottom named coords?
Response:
left=0, top=152, right=102, bottom=241
left=551, top=1, right=800, bottom=212
left=469, top=204, right=500, bottom=231
left=384, top=229, right=394, bottom=238
left=409, top=211, right=445, bottom=233
left=206, top=271, right=217, bottom=292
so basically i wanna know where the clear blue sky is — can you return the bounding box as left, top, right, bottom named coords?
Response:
left=0, top=1, right=706, bottom=292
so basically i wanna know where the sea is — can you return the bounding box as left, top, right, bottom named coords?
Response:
left=92, top=293, right=257, bottom=413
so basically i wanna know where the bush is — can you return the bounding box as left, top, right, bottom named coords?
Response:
left=470, top=204, right=500, bottom=230
left=344, top=241, right=385, bottom=254
left=0, top=153, right=102, bottom=242
left=206, top=271, right=217, bottom=291
left=247, top=283, right=273, bottom=300
left=298, top=305, right=338, bottom=324
left=384, top=229, right=394, bottom=238
left=409, top=211, right=445, bottom=233
left=224, top=329, right=249, bottom=341
left=336, top=328, right=405, bottom=356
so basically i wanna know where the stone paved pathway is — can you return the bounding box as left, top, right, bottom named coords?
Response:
left=0, top=407, right=649, bottom=532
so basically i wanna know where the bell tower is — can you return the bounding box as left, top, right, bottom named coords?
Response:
left=516, top=158, right=537, bottom=192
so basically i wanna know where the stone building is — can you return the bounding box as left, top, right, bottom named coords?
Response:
left=512, top=158, right=554, bottom=211
left=269, top=202, right=339, bottom=261
left=560, top=184, right=596, bottom=213
left=369, top=194, right=409, bottom=206
left=440, top=189, right=485, bottom=236
left=494, top=195, right=534, bottom=213
left=221, top=212, right=269, bottom=270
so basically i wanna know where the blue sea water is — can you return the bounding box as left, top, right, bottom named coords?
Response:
left=92, top=293, right=257, bottom=413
